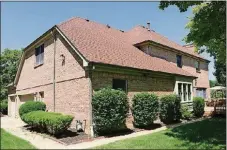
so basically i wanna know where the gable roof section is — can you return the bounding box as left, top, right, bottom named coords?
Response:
left=57, top=17, right=195, bottom=77
left=126, top=26, right=208, bottom=61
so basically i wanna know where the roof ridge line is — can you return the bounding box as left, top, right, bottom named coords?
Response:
left=58, top=17, right=78, bottom=26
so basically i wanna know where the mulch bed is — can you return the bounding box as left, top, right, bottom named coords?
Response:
left=52, top=129, right=92, bottom=145
left=20, top=123, right=165, bottom=145
left=21, top=126, right=94, bottom=145
left=21, top=117, right=213, bottom=146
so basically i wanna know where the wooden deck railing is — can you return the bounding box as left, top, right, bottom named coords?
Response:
left=213, top=100, right=226, bottom=115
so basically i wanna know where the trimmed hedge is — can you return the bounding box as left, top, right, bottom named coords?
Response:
left=193, top=97, right=205, bottom=117
left=159, top=94, right=181, bottom=124
left=21, top=111, right=73, bottom=135
left=132, top=93, right=159, bottom=127
left=181, top=104, right=193, bottom=120
left=0, top=100, right=8, bottom=115
left=19, top=101, right=46, bottom=118
left=92, top=88, right=129, bottom=135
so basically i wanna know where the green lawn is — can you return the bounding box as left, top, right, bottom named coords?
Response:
left=1, top=128, right=36, bottom=149
left=95, top=118, right=226, bottom=149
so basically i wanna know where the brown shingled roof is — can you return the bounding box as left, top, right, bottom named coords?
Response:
left=57, top=17, right=196, bottom=77
left=126, top=26, right=206, bottom=61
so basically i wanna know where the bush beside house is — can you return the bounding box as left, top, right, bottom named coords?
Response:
left=181, top=104, right=193, bottom=120
left=22, top=111, right=74, bottom=135
left=159, top=94, right=181, bottom=124
left=193, top=97, right=205, bottom=117
left=92, top=88, right=129, bottom=135
left=19, top=101, right=46, bottom=119
left=132, top=93, right=159, bottom=127
left=19, top=101, right=73, bottom=136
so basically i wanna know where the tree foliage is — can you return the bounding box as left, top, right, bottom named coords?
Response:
left=159, top=1, right=226, bottom=85
left=0, top=49, right=22, bottom=100
left=209, top=80, right=220, bottom=88
left=214, top=60, right=226, bottom=86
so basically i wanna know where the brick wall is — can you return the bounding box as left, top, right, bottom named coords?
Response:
left=140, top=44, right=210, bottom=98
left=15, top=33, right=91, bottom=134
left=92, top=71, right=175, bottom=102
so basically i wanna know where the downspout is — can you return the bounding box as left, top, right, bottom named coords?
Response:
left=51, top=30, right=56, bottom=112
left=87, top=64, right=94, bottom=137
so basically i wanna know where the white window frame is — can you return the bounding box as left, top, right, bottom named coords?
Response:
left=174, top=81, right=193, bottom=103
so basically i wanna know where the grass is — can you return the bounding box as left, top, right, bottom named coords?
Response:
left=95, top=118, right=226, bottom=149
left=1, top=128, right=36, bottom=149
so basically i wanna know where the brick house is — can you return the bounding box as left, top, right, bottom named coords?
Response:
left=7, top=17, right=210, bottom=135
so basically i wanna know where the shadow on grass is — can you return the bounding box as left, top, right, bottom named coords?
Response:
left=133, top=123, right=162, bottom=130
left=99, top=123, right=163, bottom=138
left=101, top=128, right=134, bottom=138
left=165, top=118, right=226, bottom=149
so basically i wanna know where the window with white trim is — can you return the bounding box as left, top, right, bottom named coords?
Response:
left=177, top=82, right=192, bottom=102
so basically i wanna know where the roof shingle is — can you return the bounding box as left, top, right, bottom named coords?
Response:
left=57, top=17, right=197, bottom=77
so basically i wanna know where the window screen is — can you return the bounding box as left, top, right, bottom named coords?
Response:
left=112, top=79, right=127, bottom=92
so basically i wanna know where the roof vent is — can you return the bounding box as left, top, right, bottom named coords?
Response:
left=106, top=24, right=110, bottom=28
left=147, top=22, right=150, bottom=31
left=85, top=19, right=89, bottom=22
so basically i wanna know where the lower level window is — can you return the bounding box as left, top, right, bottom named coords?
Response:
left=196, top=88, right=206, bottom=99
left=178, top=83, right=192, bottom=102
left=188, top=84, right=191, bottom=100
left=112, top=79, right=127, bottom=92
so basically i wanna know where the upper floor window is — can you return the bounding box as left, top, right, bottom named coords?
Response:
left=176, top=55, right=182, bottom=68
left=112, top=79, right=127, bottom=92
left=195, top=61, right=200, bottom=72
left=35, top=44, right=44, bottom=66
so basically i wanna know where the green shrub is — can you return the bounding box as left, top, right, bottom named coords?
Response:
left=0, top=100, right=8, bottom=115
left=19, top=101, right=46, bottom=119
left=211, top=90, right=226, bottom=98
left=159, top=94, right=181, bottom=124
left=22, top=111, right=73, bottom=135
left=92, top=88, right=129, bottom=135
left=193, top=97, right=205, bottom=117
left=181, top=104, right=193, bottom=120
left=132, top=93, right=159, bottom=127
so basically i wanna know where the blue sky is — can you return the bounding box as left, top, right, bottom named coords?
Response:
left=1, top=2, right=215, bottom=80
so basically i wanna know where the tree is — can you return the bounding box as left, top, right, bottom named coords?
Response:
left=209, top=80, right=216, bottom=88
left=214, top=60, right=226, bottom=86
left=0, top=49, right=22, bottom=100
left=209, top=80, right=220, bottom=88
left=159, top=1, right=226, bottom=85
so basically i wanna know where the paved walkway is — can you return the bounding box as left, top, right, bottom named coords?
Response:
left=1, top=116, right=66, bottom=149
left=1, top=116, right=207, bottom=149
